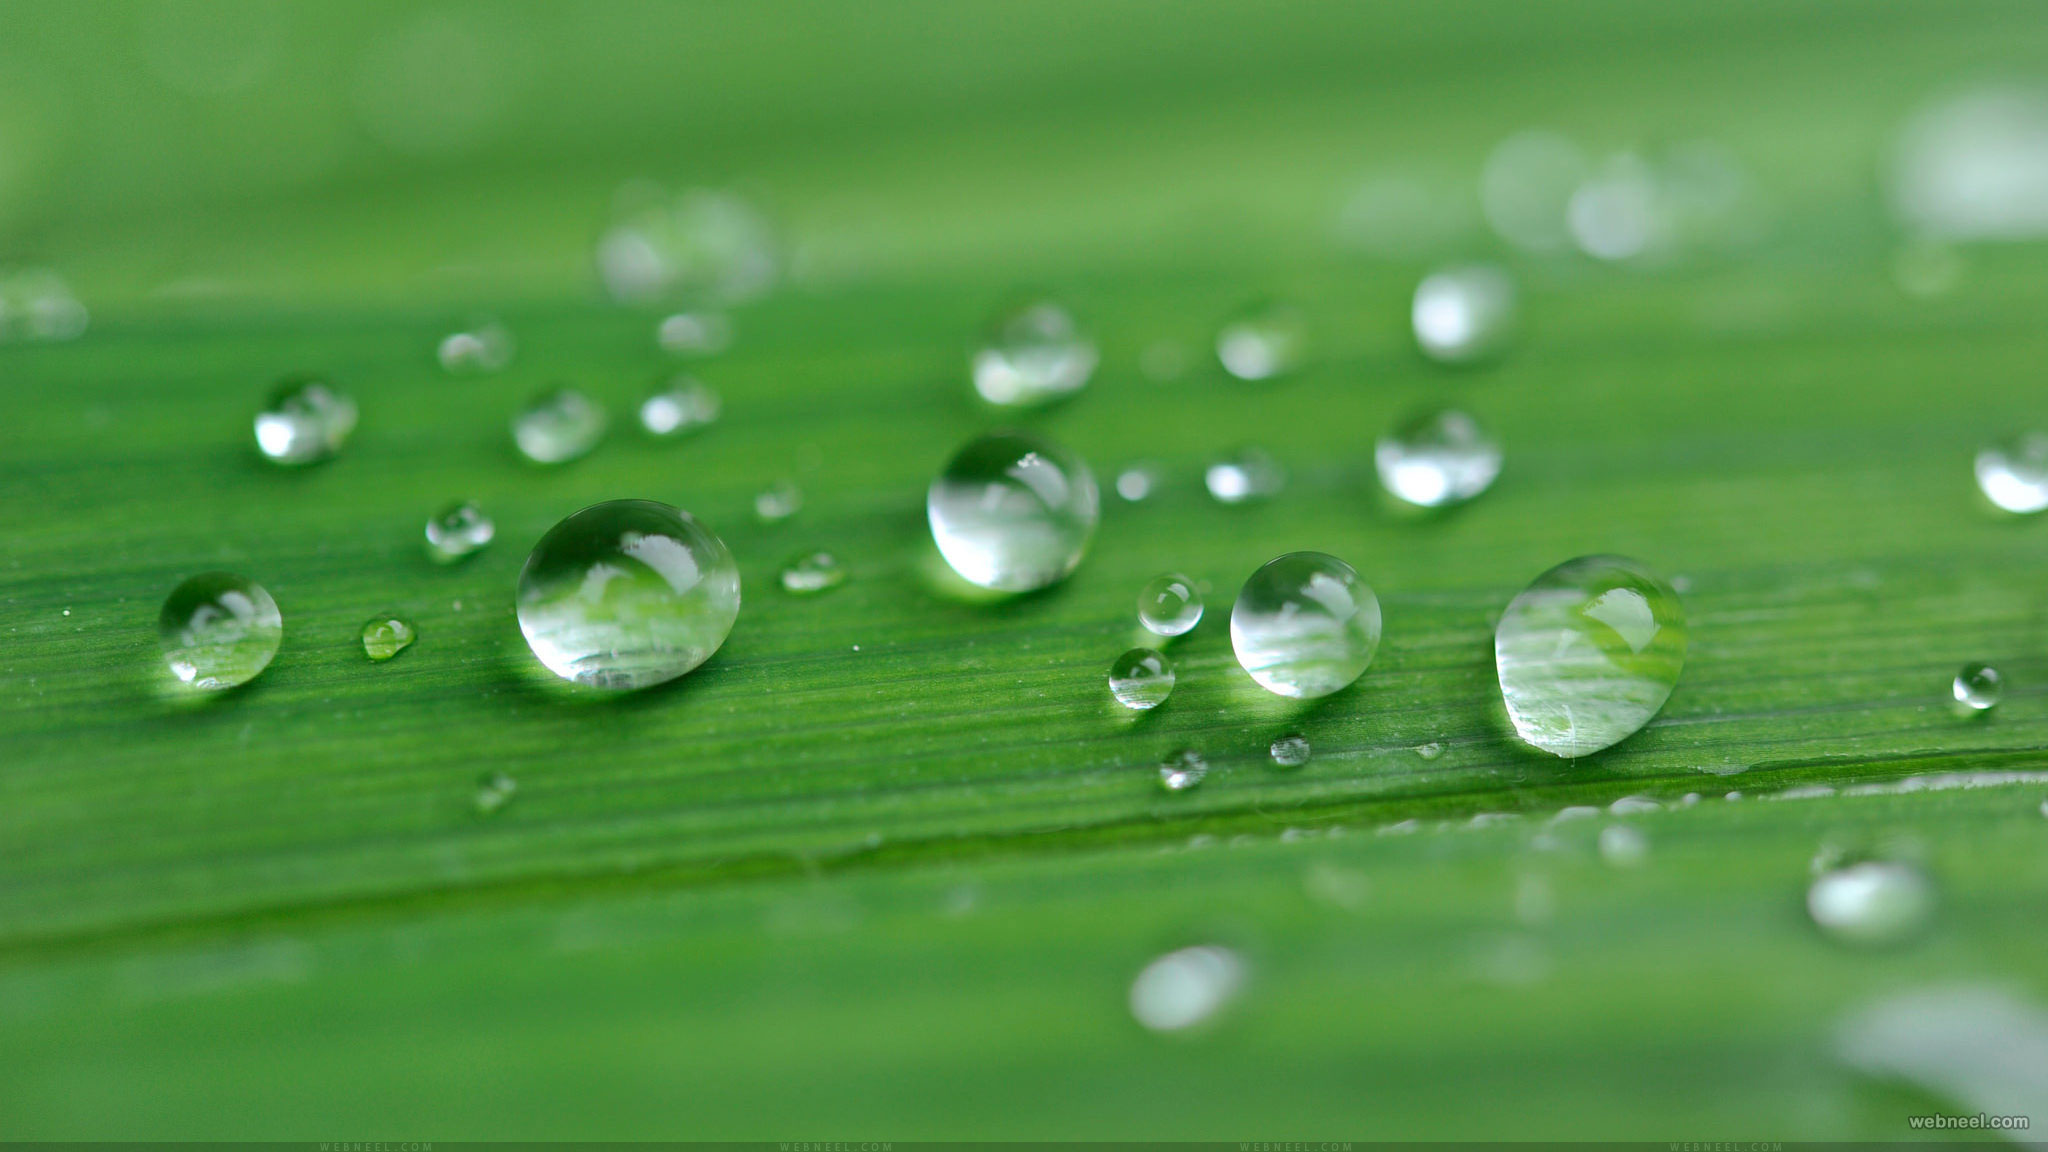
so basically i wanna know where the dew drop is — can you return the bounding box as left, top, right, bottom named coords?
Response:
left=971, top=300, right=1097, bottom=407
left=1412, top=264, right=1515, bottom=363
left=1231, top=552, right=1381, bottom=699
left=928, top=430, right=1099, bottom=592
left=1108, top=648, right=1175, bottom=711
left=515, top=499, right=740, bottom=691
left=1114, top=464, right=1158, bottom=503
left=424, top=500, right=494, bottom=564
left=1808, top=861, right=1936, bottom=946
left=513, top=388, right=606, bottom=464
left=254, top=377, right=356, bottom=465
left=1268, top=733, right=1312, bottom=768
left=754, top=478, right=802, bottom=523
left=1953, top=662, right=2003, bottom=712
left=1204, top=446, right=1286, bottom=505
left=436, top=320, right=512, bottom=374
left=1414, top=741, right=1444, bottom=760
left=361, top=615, right=416, bottom=661
left=1375, top=406, right=1502, bottom=508
left=1158, top=748, right=1209, bottom=792
left=158, top=572, right=283, bottom=690
left=1129, top=945, right=1244, bottom=1032
left=656, top=310, right=733, bottom=356
left=474, top=771, right=517, bottom=815
left=638, top=377, right=721, bottom=438
left=1215, top=299, right=1308, bottom=381
left=780, top=550, right=846, bottom=595
left=1597, top=824, right=1650, bottom=868
left=1137, top=573, right=1204, bottom=637
left=1974, top=433, right=2048, bottom=513
left=1494, top=555, right=1686, bottom=757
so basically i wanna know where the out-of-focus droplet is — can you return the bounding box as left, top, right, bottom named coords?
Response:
left=1158, top=748, right=1209, bottom=792
left=1892, top=85, right=2048, bottom=242
left=597, top=186, right=780, bottom=305
left=1598, top=824, right=1649, bottom=868
left=971, top=300, right=1098, bottom=408
left=754, top=478, right=802, bottom=524
left=1215, top=300, right=1308, bottom=381
left=1413, top=265, right=1515, bottom=363
left=1808, top=860, right=1936, bottom=946
left=474, top=770, right=517, bottom=814
left=254, top=377, right=356, bottom=465
left=0, top=267, right=88, bottom=342
left=1129, top=944, right=1245, bottom=1032
left=656, top=310, right=733, bottom=356
left=436, top=319, right=513, bottom=374
left=513, top=388, right=606, bottom=464
left=1375, top=406, right=1502, bottom=508
left=1115, top=464, right=1159, bottom=503
left=780, top=550, right=846, bottom=595
left=1482, top=130, right=1588, bottom=255
left=1976, top=433, right=2048, bottom=513
left=1205, top=446, right=1286, bottom=505
left=638, top=376, right=721, bottom=438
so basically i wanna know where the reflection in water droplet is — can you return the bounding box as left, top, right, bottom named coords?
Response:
left=425, top=500, right=494, bottom=564
left=159, top=572, right=283, bottom=690
left=1808, top=860, right=1936, bottom=946
left=928, top=430, right=1099, bottom=592
left=1158, top=748, right=1208, bottom=792
left=255, top=377, right=356, bottom=465
left=1232, top=552, right=1381, bottom=700
left=657, top=310, right=733, bottom=356
left=1215, top=300, right=1308, bottom=381
left=1975, top=434, right=2048, bottom=513
left=754, top=479, right=802, bottom=524
left=361, top=616, right=416, bottom=661
left=1129, top=944, right=1245, bottom=1032
left=1376, top=406, right=1502, bottom=508
left=1413, top=265, right=1515, bottom=363
left=971, top=300, right=1098, bottom=407
left=1268, top=733, right=1311, bottom=768
left=1952, top=662, right=2003, bottom=711
left=780, top=551, right=846, bottom=595
left=1205, top=446, right=1286, bottom=505
left=1137, top=573, right=1203, bottom=637
left=513, top=389, right=606, bottom=464
left=1108, top=648, right=1175, bottom=711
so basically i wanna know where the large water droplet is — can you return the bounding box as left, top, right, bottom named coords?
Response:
left=1109, top=648, right=1175, bottom=711
left=1215, top=299, right=1308, bottom=381
left=1138, top=573, right=1203, bottom=637
left=639, top=377, right=721, bottom=438
left=516, top=500, right=741, bottom=691
left=1808, top=860, right=1936, bottom=946
left=1494, top=555, right=1686, bottom=758
left=928, top=430, right=1099, bottom=592
left=425, top=500, right=494, bottom=564
left=1231, top=552, right=1381, bottom=699
left=596, top=186, right=779, bottom=305
left=970, top=300, right=1098, bottom=407
left=361, top=615, right=416, bottom=661
left=158, top=572, right=283, bottom=690
left=1975, top=433, right=2048, bottom=513
left=1412, top=265, right=1515, bottom=363
left=1204, top=446, right=1286, bottom=505
left=1953, top=662, right=2003, bottom=711
left=1158, top=748, right=1209, bottom=792
left=1129, top=944, right=1245, bottom=1032
left=513, top=388, right=606, bottom=464
left=1268, top=733, right=1312, bottom=768
left=780, top=550, right=846, bottom=594
left=1375, top=406, right=1502, bottom=508
left=254, top=377, right=356, bottom=465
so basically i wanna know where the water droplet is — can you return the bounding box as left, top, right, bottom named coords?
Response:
left=158, top=572, right=283, bottom=690
left=1129, top=944, right=1244, bottom=1032
left=1215, top=300, right=1308, bottom=381
left=1569, top=153, right=1661, bottom=260
left=1808, top=861, right=1936, bottom=946
left=1204, top=446, right=1286, bottom=505
left=1953, top=662, right=2003, bottom=711
left=1231, top=552, right=1381, bottom=699
left=1495, top=555, right=1686, bottom=758
left=1892, top=85, right=2048, bottom=241
left=1114, top=464, right=1158, bottom=502
left=516, top=499, right=740, bottom=691
left=1268, top=733, right=1311, bottom=768
left=474, top=770, right=517, bottom=814
left=638, top=376, right=721, bottom=438
left=780, top=551, right=846, bottom=595
left=0, top=268, right=88, bottom=343
left=1414, top=741, right=1444, bottom=760
left=424, top=500, right=494, bottom=564
left=1975, top=433, right=2048, bottom=513
left=597, top=186, right=779, bottom=305
left=656, top=310, right=733, bottom=356
left=754, top=479, right=802, bottom=523
left=928, top=430, right=1099, bottom=592
left=1108, top=648, right=1175, bottom=711
left=1158, top=748, right=1209, bottom=792
left=1597, top=824, right=1650, bottom=868
left=1375, top=406, right=1502, bottom=508
left=1481, top=130, right=1588, bottom=255
left=361, top=616, right=416, bottom=661
left=513, top=389, right=606, bottom=464
left=971, top=300, right=1097, bottom=407
left=436, top=320, right=512, bottom=373
left=1412, top=265, right=1515, bottom=363
left=1137, top=573, right=1204, bottom=637
left=254, top=377, right=356, bottom=465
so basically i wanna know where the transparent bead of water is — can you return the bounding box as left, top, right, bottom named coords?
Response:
left=639, top=377, right=721, bottom=437
left=780, top=551, right=846, bottom=594
left=1975, top=433, right=2048, bottom=513
left=1268, top=733, right=1312, bottom=768
left=1953, top=662, right=2003, bottom=711
left=970, top=300, right=1098, bottom=407
left=1114, top=464, right=1158, bottom=503
left=1375, top=406, right=1502, bottom=509
left=1494, top=555, right=1687, bottom=758
left=1138, top=573, right=1204, bottom=637
left=361, top=616, right=416, bottom=661
left=436, top=320, right=513, bottom=374
left=1158, top=748, right=1208, bottom=792
left=515, top=499, right=741, bottom=690
left=158, top=572, right=283, bottom=690
left=1412, top=264, right=1516, bottom=363
left=513, top=388, right=606, bottom=464
left=424, top=500, right=494, bottom=564
left=254, top=377, right=356, bottom=465
left=1205, top=446, right=1286, bottom=505
left=754, top=479, right=802, bottom=523
left=656, top=310, right=733, bottom=356
left=1807, top=860, right=1936, bottom=946
left=928, top=430, right=1099, bottom=592
left=1109, top=648, right=1175, bottom=711
left=1129, top=945, right=1245, bottom=1032
left=1231, top=552, right=1382, bottom=699
left=1215, top=299, right=1308, bottom=381
left=474, top=771, right=517, bottom=815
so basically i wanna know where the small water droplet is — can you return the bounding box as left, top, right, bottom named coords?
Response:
left=1231, top=552, right=1381, bottom=699
left=597, top=186, right=779, bottom=305
left=1975, top=434, right=2048, bottom=513
left=780, top=551, right=846, bottom=594
left=1114, top=464, right=1158, bottom=503
left=1158, top=748, right=1208, bottom=792
left=754, top=479, right=802, bottom=523
left=1137, top=573, right=1204, bottom=637
left=158, top=572, right=283, bottom=690
left=474, top=770, right=517, bottom=814
left=424, top=500, right=494, bottom=564
left=1808, top=860, right=1936, bottom=946
left=513, top=388, right=606, bottom=464
left=1414, top=741, right=1444, bottom=760
left=436, top=320, right=513, bottom=373
left=1376, top=406, right=1502, bottom=508
left=516, top=500, right=740, bottom=691
left=1268, top=733, right=1311, bottom=768
left=1482, top=130, right=1588, bottom=255
left=361, top=616, right=417, bottom=661
left=638, top=377, right=721, bottom=437
left=1204, top=446, right=1286, bottom=505
left=1129, top=944, right=1244, bottom=1032
left=1597, top=824, right=1650, bottom=868
left=1215, top=299, right=1308, bottom=381
left=0, top=267, right=88, bottom=343
left=254, top=377, right=356, bottom=465
left=1412, top=264, right=1515, bottom=363
left=656, top=310, right=733, bottom=356
left=1495, top=555, right=1686, bottom=757
left=971, top=300, right=1097, bottom=407
left=928, top=430, right=1099, bottom=592
left=1952, top=662, right=2003, bottom=711
left=1108, top=648, right=1175, bottom=710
